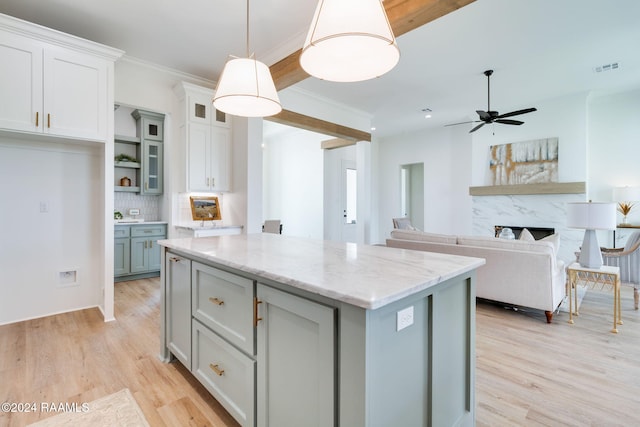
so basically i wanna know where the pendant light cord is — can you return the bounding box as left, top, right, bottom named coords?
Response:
left=246, top=0, right=250, bottom=57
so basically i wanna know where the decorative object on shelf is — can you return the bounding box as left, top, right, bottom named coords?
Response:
left=114, top=210, right=123, bottom=220
left=213, top=0, right=281, bottom=117
left=190, top=196, right=222, bottom=222
left=114, top=153, right=138, bottom=163
left=613, top=186, right=640, bottom=224
left=119, top=177, right=131, bottom=187
left=300, top=0, right=399, bottom=82
left=498, top=227, right=515, bottom=239
left=567, top=201, right=617, bottom=269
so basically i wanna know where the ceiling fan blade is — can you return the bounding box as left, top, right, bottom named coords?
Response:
left=496, top=107, right=537, bottom=119
left=445, top=120, right=479, bottom=127
left=469, top=122, right=485, bottom=133
left=495, top=119, right=524, bottom=125
left=476, top=110, right=491, bottom=121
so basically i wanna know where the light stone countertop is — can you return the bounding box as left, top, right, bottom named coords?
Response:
left=159, top=233, right=485, bottom=310
left=114, top=221, right=168, bottom=225
left=174, top=223, right=243, bottom=231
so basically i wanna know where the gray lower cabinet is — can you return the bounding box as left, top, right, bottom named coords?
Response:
left=115, top=223, right=166, bottom=280
left=256, top=284, right=335, bottom=427
left=162, top=250, right=475, bottom=427
left=114, top=226, right=131, bottom=276
left=166, top=252, right=191, bottom=369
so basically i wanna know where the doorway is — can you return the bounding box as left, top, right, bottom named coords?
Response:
left=400, top=163, right=424, bottom=230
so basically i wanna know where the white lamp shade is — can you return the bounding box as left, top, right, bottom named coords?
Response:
left=213, top=57, right=282, bottom=118
left=300, top=0, right=400, bottom=82
left=567, top=202, right=617, bottom=230
left=613, top=186, right=640, bottom=202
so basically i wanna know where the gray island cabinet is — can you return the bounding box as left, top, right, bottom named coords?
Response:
left=159, top=234, right=485, bottom=427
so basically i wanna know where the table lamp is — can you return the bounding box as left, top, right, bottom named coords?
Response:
left=612, top=186, right=640, bottom=224
left=567, top=201, right=616, bottom=269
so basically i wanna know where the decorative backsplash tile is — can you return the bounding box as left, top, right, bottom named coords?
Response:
left=115, top=192, right=160, bottom=221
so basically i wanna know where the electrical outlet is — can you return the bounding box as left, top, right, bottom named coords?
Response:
left=396, top=306, right=414, bottom=331
left=129, top=208, right=140, bottom=216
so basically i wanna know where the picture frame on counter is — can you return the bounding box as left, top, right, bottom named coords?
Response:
left=190, top=196, right=221, bottom=221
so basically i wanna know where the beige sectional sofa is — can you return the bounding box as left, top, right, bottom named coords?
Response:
left=386, top=229, right=566, bottom=323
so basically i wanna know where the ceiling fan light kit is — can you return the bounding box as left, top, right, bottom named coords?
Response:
left=213, top=0, right=282, bottom=118
left=446, top=69, right=537, bottom=133
left=300, top=0, right=400, bottom=82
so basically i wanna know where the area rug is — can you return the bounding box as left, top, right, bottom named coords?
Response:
left=28, top=388, right=149, bottom=427
left=558, top=284, right=587, bottom=313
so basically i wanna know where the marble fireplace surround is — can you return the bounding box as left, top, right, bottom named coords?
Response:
left=471, top=183, right=587, bottom=265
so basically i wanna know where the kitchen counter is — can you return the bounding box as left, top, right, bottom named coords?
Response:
left=115, top=220, right=167, bottom=225
left=159, top=233, right=484, bottom=309
left=160, top=233, right=483, bottom=426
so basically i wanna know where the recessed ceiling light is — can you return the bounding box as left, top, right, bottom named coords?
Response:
left=425, top=114, right=432, bottom=119
left=371, top=127, right=376, bottom=131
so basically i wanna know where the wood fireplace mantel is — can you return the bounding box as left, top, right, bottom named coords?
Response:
left=469, top=182, right=586, bottom=196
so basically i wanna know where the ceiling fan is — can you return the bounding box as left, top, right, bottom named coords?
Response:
left=446, top=70, right=537, bottom=133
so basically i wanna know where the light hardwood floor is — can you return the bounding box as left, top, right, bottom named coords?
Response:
left=1, top=278, right=639, bottom=426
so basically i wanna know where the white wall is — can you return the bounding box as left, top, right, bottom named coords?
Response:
left=0, top=140, right=103, bottom=324
left=263, top=123, right=325, bottom=239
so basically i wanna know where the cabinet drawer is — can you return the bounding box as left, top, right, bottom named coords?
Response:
left=193, top=320, right=255, bottom=427
left=131, top=224, right=166, bottom=237
left=114, top=226, right=130, bottom=238
left=192, top=262, right=254, bottom=355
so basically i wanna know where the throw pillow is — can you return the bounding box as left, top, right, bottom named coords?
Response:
left=519, top=228, right=535, bottom=241
left=541, top=233, right=560, bottom=256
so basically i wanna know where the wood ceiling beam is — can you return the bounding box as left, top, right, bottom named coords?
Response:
left=266, top=110, right=372, bottom=142
left=270, top=0, right=476, bottom=91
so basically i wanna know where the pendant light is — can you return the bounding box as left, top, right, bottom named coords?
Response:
left=300, top=0, right=400, bottom=83
left=213, top=0, right=282, bottom=117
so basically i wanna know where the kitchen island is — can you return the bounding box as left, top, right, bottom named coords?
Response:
left=159, top=234, right=485, bottom=427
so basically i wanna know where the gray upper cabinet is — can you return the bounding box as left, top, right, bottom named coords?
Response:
left=132, top=109, right=165, bottom=195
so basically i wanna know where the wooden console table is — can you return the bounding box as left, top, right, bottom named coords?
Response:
left=567, top=263, right=621, bottom=333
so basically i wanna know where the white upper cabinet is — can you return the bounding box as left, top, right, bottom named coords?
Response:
left=0, top=13, right=122, bottom=142
left=175, top=82, right=232, bottom=193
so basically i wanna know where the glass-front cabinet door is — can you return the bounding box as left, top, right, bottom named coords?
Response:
left=142, top=140, right=163, bottom=195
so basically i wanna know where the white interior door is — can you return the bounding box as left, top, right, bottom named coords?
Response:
left=341, top=160, right=357, bottom=243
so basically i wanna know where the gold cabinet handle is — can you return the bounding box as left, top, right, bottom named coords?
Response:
left=149, top=240, right=153, bottom=248
left=209, top=363, right=225, bottom=376
left=206, top=177, right=210, bottom=187
left=212, top=178, right=215, bottom=187
left=169, top=257, right=181, bottom=263
left=144, top=241, right=148, bottom=249
left=47, top=113, right=50, bottom=128
left=254, top=298, right=263, bottom=327
left=209, top=297, right=224, bottom=306
left=35, top=112, right=39, bottom=127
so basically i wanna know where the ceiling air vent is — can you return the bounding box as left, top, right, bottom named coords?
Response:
left=594, top=62, right=619, bottom=73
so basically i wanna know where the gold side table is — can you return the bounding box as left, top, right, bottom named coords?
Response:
left=567, top=262, right=621, bottom=333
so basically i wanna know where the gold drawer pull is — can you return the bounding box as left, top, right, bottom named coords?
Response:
left=209, top=297, right=224, bottom=306
left=47, top=113, right=51, bottom=128
left=169, top=257, right=181, bottom=263
left=254, top=298, right=263, bottom=327
left=35, top=112, right=39, bottom=127
left=209, top=363, right=225, bottom=376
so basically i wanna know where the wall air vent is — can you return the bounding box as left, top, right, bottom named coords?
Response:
left=594, top=62, right=619, bottom=73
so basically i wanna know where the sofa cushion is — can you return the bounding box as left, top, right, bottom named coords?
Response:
left=390, top=229, right=457, bottom=244
left=519, top=228, right=535, bottom=241
left=457, top=235, right=555, bottom=255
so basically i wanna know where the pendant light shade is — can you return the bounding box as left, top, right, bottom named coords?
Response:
left=300, top=0, right=400, bottom=82
left=213, top=56, right=282, bottom=117
left=212, top=0, right=282, bottom=118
